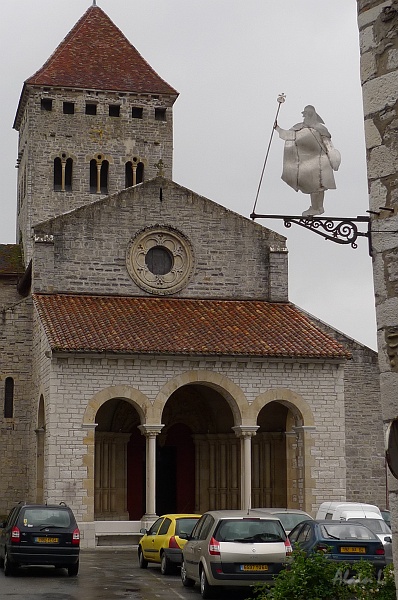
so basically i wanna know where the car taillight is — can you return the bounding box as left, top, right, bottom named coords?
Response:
left=72, top=528, right=80, bottom=546
left=10, top=526, right=20, bottom=543
left=376, top=547, right=385, bottom=556
left=316, top=544, right=330, bottom=553
left=284, top=539, right=293, bottom=555
left=168, top=536, right=180, bottom=549
left=209, top=536, right=220, bottom=556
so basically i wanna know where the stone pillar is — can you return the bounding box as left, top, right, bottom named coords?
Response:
left=356, top=0, right=398, bottom=582
left=233, top=426, right=259, bottom=510
left=139, top=424, right=164, bottom=520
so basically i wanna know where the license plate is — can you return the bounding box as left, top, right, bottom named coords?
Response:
left=241, top=564, right=268, bottom=571
left=340, top=547, right=366, bottom=554
left=35, top=537, right=59, bottom=543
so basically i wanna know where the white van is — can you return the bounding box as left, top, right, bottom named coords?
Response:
left=316, top=502, right=383, bottom=521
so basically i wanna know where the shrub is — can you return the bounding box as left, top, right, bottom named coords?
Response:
left=250, top=548, right=396, bottom=600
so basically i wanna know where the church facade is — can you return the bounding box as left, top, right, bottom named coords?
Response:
left=0, top=5, right=385, bottom=547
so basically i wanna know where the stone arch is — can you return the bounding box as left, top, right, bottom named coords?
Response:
left=151, top=370, right=248, bottom=425
left=247, top=387, right=315, bottom=426
left=248, top=388, right=315, bottom=513
left=83, top=385, right=150, bottom=426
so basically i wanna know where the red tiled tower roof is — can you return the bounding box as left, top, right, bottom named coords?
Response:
left=33, top=294, right=351, bottom=359
left=24, top=6, right=178, bottom=95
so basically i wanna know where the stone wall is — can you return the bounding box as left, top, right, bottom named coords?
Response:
left=357, top=0, right=398, bottom=577
left=32, top=178, right=288, bottom=302
left=17, top=89, right=176, bottom=263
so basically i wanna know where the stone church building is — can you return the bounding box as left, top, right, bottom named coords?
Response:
left=0, top=4, right=385, bottom=547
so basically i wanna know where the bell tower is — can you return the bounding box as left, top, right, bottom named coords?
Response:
left=13, top=5, right=178, bottom=264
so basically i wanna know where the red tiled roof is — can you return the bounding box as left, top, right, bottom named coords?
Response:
left=25, top=6, right=178, bottom=95
left=33, top=294, right=351, bottom=359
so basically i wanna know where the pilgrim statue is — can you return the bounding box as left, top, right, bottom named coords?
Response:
left=274, top=105, right=341, bottom=216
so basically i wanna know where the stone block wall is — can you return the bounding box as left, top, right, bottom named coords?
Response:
left=32, top=179, right=289, bottom=302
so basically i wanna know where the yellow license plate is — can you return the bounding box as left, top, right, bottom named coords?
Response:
left=340, top=547, right=366, bottom=554
left=241, top=564, right=268, bottom=571
left=35, top=537, right=59, bottom=543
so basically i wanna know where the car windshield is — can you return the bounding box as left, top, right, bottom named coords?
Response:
left=321, top=524, right=374, bottom=540
left=349, top=518, right=391, bottom=534
left=215, top=518, right=285, bottom=543
left=273, top=513, right=309, bottom=531
left=175, top=518, right=199, bottom=537
left=22, top=508, right=71, bottom=528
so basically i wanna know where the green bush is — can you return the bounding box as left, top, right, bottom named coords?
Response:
left=250, top=549, right=396, bottom=600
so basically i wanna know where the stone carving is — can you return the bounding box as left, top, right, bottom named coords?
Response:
left=386, top=327, right=398, bottom=371
left=275, top=105, right=341, bottom=216
left=374, top=2, right=398, bottom=55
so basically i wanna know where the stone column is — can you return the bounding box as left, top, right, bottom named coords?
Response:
left=233, top=426, right=259, bottom=510
left=139, top=424, right=164, bottom=520
left=356, top=0, right=398, bottom=580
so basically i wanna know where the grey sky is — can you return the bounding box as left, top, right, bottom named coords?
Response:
left=0, top=1, right=377, bottom=348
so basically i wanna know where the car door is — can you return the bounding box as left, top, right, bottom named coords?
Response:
left=0, top=507, right=18, bottom=559
left=141, top=517, right=164, bottom=560
left=150, top=517, right=172, bottom=561
left=184, top=514, right=214, bottom=578
left=293, top=522, right=315, bottom=553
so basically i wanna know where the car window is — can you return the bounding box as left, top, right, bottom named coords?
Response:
left=296, top=523, right=313, bottom=543
left=191, top=514, right=213, bottom=541
left=275, top=513, right=310, bottom=531
left=6, top=507, right=19, bottom=527
left=321, top=524, right=374, bottom=540
left=175, top=518, right=199, bottom=537
left=158, top=518, right=171, bottom=536
left=215, top=518, right=285, bottom=542
left=147, top=517, right=164, bottom=535
left=21, top=508, right=71, bottom=527
left=288, top=523, right=303, bottom=543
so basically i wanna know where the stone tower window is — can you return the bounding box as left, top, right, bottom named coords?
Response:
left=86, top=103, right=97, bottom=115
left=90, top=156, right=109, bottom=194
left=54, top=155, right=73, bottom=191
left=41, top=98, right=53, bottom=111
left=132, top=107, right=143, bottom=119
left=125, top=159, right=144, bottom=187
left=109, top=105, right=120, bottom=117
left=63, top=102, right=75, bottom=115
left=155, top=108, right=167, bottom=121
left=4, top=377, right=14, bottom=419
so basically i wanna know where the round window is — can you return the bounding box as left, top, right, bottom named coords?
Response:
left=126, top=226, right=194, bottom=295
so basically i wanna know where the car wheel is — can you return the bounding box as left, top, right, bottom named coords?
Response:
left=67, top=561, right=79, bottom=576
left=181, top=559, right=195, bottom=587
left=160, top=553, right=173, bottom=575
left=138, top=548, right=148, bottom=569
left=200, top=567, right=217, bottom=599
left=4, top=550, right=16, bottom=577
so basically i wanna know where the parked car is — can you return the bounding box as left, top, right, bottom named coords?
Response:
left=252, top=508, right=313, bottom=534
left=316, top=502, right=382, bottom=521
left=138, top=513, right=201, bottom=575
left=348, top=517, right=393, bottom=563
left=380, top=509, right=391, bottom=528
left=0, top=502, right=80, bottom=576
left=181, top=509, right=292, bottom=598
left=288, top=519, right=386, bottom=574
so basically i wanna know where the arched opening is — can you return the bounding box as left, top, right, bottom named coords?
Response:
left=4, top=377, right=14, bottom=418
left=65, top=158, right=73, bottom=191
left=95, top=398, right=144, bottom=520
left=253, top=401, right=302, bottom=508
left=36, top=395, right=45, bottom=503
left=90, top=157, right=109, bottom=194
left=54, top=157, right=62, bottom=191
left=159, top=383, right=238, bottom=514
left=125, top=160, right=144, bottom=188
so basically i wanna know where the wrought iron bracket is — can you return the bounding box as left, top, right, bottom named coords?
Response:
left=250, top=213, right=372, bottom=255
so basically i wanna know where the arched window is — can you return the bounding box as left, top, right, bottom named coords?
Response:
left=54, top=155, right=73, bottom=191
left=125, top=160, right=144, bottom=188
left=90, top=156, right=109, bottom=194
left=4, top=377, right=14, bottom=418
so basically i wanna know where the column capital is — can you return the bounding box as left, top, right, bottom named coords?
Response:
left=232, top=425, right=259, bottom=438
left=139, top=424, right=164, bottom=437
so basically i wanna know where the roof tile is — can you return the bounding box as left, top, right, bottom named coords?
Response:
left=33, top=294, right=351, bottom=359
left=25, top=6, right=178, bottom=95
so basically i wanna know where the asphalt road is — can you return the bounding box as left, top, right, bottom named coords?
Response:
left=0, top=548, right=253, bottom=600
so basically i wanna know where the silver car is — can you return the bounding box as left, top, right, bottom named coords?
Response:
left=181, top=510, right=292, bottom=598
left=252, top=507, right=313, bottom=534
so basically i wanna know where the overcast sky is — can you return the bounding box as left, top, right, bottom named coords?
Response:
left=0, top=1, right=377, bottom=349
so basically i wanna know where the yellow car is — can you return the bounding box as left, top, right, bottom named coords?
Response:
left=138, top=513, right=201, bottom=575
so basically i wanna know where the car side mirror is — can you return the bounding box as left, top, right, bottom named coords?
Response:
left=384, top=536, right=392, bottom=543
left=140, top=528, right=148, bottom=535
left=179, top=532, right=189, bottom=540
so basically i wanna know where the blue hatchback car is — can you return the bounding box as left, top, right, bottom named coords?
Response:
left=288, top=520, right=386, bottom=574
